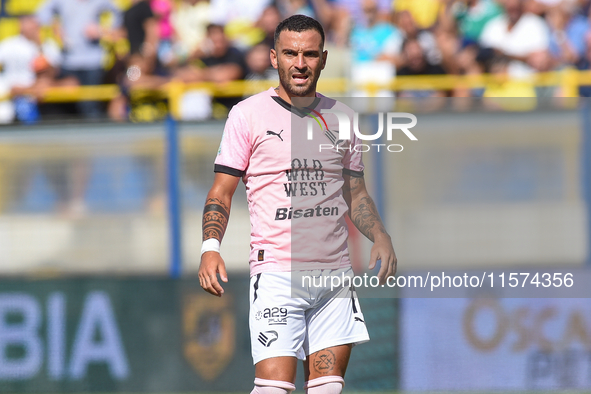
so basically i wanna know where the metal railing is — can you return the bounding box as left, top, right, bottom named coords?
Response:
left=3, top=68, right=591, bottom=120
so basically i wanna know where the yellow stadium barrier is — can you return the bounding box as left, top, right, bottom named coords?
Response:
left=2, top=69, right=591, bottom=120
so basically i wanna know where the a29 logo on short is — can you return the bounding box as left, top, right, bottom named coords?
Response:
left=255, top=307, right=288, bottom=326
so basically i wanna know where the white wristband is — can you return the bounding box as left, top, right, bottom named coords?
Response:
left=201, top=238, right=221, bottom=256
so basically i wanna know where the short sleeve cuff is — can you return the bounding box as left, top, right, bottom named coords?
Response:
left=215, top=164, right=245, bottom=177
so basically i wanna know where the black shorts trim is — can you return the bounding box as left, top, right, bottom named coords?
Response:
left=343, top=168, right=364, bottom=178
left=253, top=273, right=262, bottom=303
left=214, top=164, right=244, bottom=177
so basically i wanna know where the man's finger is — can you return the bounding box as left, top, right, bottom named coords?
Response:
left=210, top=274, right=225, bottom=296
left=390, top=256, right=398, bottom=277
left=383, top=258, right=391, bottom=280
left=376, top=257, right=388, bottom=284
left=385, top=255, right=395, bottom=279
left=368, top=250, right=379, bottom=270
left=218, top=264, right=228, bottom=283
left=203, top=273, right=221, bottom=297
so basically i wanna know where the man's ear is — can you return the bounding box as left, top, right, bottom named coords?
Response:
left=321, top=50, right=328, bottom=70
left=270, top=48, right=278, bottom=69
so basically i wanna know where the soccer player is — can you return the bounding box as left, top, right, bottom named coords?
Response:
left=198, top=15, right=396, bottom=394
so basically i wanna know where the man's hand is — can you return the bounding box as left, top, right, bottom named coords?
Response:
left=369, top=233, right=397, bottom=285
left=84, top=24, right=102, bottom=41
left=198, top=252, right=228, bottom=297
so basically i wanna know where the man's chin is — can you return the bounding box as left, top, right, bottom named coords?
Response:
left=287, top=84, right=314, bottom=97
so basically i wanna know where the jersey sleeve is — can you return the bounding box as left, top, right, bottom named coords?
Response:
left=342, top=132, right=364, bottom=177
left=214, top=105, right=251, bottom=177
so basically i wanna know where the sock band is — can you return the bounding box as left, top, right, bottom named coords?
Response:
left=254, top=378, right=296, bottom=391
left=304, top=376, right=345, bottom=390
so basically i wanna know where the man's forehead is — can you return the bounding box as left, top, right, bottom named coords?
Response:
left=277, top=29, right=323, bottom=50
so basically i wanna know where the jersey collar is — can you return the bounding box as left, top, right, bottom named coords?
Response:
left=269, top=88, right=322, bottom=118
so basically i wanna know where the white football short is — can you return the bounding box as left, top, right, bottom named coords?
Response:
left=249, top=267, right=370, bottom=364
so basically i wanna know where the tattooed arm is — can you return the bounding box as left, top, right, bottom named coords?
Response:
left=199, top=172, right=240, bottom=297
left=342, top=174, right=397, bottom=284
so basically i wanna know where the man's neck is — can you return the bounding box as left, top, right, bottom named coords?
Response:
left=274, top=86, right=317, bottom=107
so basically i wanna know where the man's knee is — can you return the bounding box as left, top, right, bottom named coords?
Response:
left=304, top=376, right=345, bottom=394
left=251, top=378, right=296, bottom=394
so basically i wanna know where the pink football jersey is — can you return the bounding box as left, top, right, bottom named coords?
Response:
left=214, top=88, right=364, bottom=276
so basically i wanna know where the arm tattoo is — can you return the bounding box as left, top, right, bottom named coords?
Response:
left=350, top=196, right=388, bottom=242
left=202, top=198, right=230, bottom=241
left=342, top=176, right=362, bottom=194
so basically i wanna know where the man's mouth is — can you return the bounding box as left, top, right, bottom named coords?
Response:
left=292, top=73, right=309, bottom=84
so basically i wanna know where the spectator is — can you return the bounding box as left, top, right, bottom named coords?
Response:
left=242, top=41, right=277, bottom=97
left=397, top=38, right=447, bottom=99
left=107, top=52, right=170, bottom=121
left=483, top=55, right=537, bottom=102
left=244, top=42, right=277, bottom=81
left=174, top=23, right=247, bottom=113
left=349, top=0, right=401, bottom=97
left=0, top=14, right=66, bottom=123
left=0, top=15, right=62, bottom=96
left=123, top=0, right=159, bottom=70
left=479, top=0, right=550, bottom=78
left=436, top=1, right=502, bottom=76
left=108, top=0, right=168, bottom=121
left=150, top=0, right=174, bottom=66
left=394, top=0, right=444, bottom=29
left=395, top=10, right=443, bottom=68
left=443, top=0, right=504, bottom=45
left=174, top=23, right=247, bottom=83
left=256, top=5, right=282, bottom=49
left=170, top=0, right=211, bottom=64
left=350, top=0, right=402, bottom=64
left=450, top=44, right=489, bottom=98
left=36, top=0, right=122, bottom=119
left=398, top=38, right=447, bottom=76
left=546, top=2, right=590, bottom=66
left=313, top=0, right=352, bottom=47
left=273, top=0, right=347, bottom=46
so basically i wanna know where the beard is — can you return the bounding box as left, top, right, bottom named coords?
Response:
left=278, top=66, right=320, bottom=97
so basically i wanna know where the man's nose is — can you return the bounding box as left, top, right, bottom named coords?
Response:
left=295, top=53, right=306, bottom=69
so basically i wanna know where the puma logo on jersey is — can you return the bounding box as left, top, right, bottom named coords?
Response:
left=258, top=330, right=278, bottom=347
left=267, top=130, right=284, bottom=141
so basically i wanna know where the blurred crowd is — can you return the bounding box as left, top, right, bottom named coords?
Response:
left=0, top=0, right=590, bottom=122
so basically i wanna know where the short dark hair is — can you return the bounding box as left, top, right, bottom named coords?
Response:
left=274, top=15, right=325, bottom=49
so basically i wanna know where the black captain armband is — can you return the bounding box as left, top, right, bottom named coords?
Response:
left=343, top=168, right=364, bottom=178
